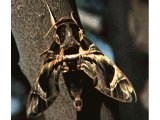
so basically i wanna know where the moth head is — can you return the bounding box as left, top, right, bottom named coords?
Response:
left=56, top=22, right=81, bottom=54
left=45, top=0, right=83, bottom=54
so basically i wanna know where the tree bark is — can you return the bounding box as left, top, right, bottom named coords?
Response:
left=12, top=0, right=114, bottom=120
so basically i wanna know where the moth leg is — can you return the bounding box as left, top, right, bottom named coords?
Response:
left=39, top=48, right=54, bottom=57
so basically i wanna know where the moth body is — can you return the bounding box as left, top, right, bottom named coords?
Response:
left=26, top=1, right=136, bottom=118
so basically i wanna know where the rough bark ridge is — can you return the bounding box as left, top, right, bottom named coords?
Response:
left=12, top=0, right=114, bottom=120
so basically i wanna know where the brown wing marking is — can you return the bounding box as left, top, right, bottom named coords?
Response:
left=26, top=61, right=60, bottom=118
left=81, top=53, right=137, bottom=102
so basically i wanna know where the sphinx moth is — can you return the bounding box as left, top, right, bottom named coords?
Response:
left=26, top=0, right=137, bottom=118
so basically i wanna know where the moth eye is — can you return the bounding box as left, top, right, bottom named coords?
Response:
left=56, top=25, right=66, bottom=44
left=69, top=23, right=80, bottom=42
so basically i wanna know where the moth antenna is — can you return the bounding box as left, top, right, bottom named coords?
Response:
left=133, top=90, right=137, bottom=102
left=71, top=12, right=85, bottom=40
left=44, top=0, right=56, bottom=27
left=43, top=25, right=54, bottom=38
left=71, top=12, right=78, bottom=25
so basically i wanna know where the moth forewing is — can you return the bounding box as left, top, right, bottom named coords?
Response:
left=78, top=40, right=137, bottom=103
left=104, top=56, right=137, bottom=102
left=26, top=59, right=60, bottom=118
left=94, top=54, right=137, bottom=102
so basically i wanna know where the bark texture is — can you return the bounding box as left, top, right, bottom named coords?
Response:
left=11, top=0, right=114, bottom=120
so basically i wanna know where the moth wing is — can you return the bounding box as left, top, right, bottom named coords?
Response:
left=81, top=42, right=136, bottom=102
left=26, top=62, right=60, bottom=118
left=96, top=55, right=136, bottom=102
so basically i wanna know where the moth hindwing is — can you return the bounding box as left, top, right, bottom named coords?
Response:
left=26, top=0, right=137, bottom=118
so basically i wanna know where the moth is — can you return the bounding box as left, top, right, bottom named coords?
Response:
left=26, top=0, right=137, bottom=118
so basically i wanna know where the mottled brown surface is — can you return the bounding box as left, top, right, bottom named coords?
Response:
left=11, top=0, right=114, bottom=120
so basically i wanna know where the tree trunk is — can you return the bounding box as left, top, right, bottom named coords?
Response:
left=11, top=0, right=114, bottom=120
